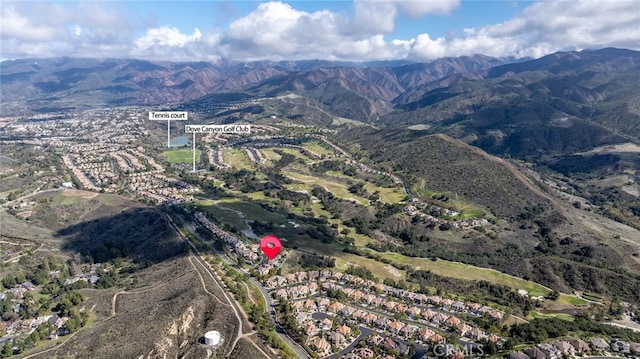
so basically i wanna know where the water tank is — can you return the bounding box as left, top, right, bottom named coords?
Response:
left=204, top=331, right=221, bottom=346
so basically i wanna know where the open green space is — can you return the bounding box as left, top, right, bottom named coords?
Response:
left=162, top=148, right=200, bottom=164
left=223, top=148, right=254, bottom=170
left=581, top=292, right=604, bottom=303
left=261, top=148, right=282, bottom=162
left=51, top=193, right=86, bottom=206
left=284, top=171, right=370, bottom=205
left=284, top=238, right=406, bottom=283
left=557, top=294, right=590, bottom=306
left=280, top=148, right=315, bottom=163
left=376, top=251, right=551, bottom=297
left=363, top=183, right=405, bottom=204
left=196, top=203, right=248, bottom=231
left=333, top=253, right=407, bottom=282
left=241, top=191, right=278, bottom=203
left=217, top=200, right=287, bottom=225
left=325, top=170, right=350, bottom=178
left=459, top=207, right=485, bottom=219
left=300, top=140, right=335, bottom=157
left=527, top=311, right=575, bottom=321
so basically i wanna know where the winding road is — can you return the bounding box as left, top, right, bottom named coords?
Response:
left=177, top=215, right=311, bottom=359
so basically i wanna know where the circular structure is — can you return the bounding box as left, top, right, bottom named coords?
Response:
left=204, top=331, right=221, bottom=346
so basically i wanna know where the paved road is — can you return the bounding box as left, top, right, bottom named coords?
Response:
left=312, top=312, right=429, bottom=359
left=179, top=215, right=311, bottom=359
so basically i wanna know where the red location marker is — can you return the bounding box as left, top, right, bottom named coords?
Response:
left=260, top=235, right=282, bottom=260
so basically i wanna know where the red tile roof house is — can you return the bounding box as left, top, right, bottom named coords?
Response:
left=367, top=333, right=384, bottom=346
left=419, top=327, right=435, bottom=341
left=428, top=333, right=445, bottom=344
left=431, top=312, right=449, bottom=325
left=362, top=313, right=378, bottom=325
left=422, top=309, right=437, bottom=321
left=399, top=324, right=417, bottom=339
left=388, top=320, right=404, bottom=334
left=406, top=306, right=421, bottom=318
left=304, top=323, right=320, bottom=338
left=444, top=315, right=462, bottom=328
left=569, top=338, right=590, bottom=353
left=337, top=324, right=352, bottom=337
left=554, top=340, right=576, bottom=356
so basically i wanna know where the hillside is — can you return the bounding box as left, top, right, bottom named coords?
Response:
left=0, top=55, right=509, bottom=116
left=384, top=48, right=640, bottom=158
left=3, top=190, right=246, bottom=358
left=335, top=128, right=640, bottom=300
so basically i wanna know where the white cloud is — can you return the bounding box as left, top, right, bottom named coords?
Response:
left=135, top=27, right=202, bottom=49
left=408, top=0, right=640, bottom=60
left=1, top=5, right=62, bottom=42
left=395, top=0, right=461, bottom=17
left=1, top=2, right=136, bottom=59
left=0, top=0, right=638, bottom=62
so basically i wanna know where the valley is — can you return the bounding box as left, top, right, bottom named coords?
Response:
left=0, top=48, right=639, bottom=359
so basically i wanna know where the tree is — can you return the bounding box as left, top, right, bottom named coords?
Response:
left=1, top=341, right=13, bottom=358
left=546, top=290, right=560, bottom=300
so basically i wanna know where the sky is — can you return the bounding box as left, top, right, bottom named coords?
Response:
left=1, top=0, right=639, bottom=62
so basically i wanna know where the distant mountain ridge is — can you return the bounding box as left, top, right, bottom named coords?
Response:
left=3, top=48, right=638, bottom=161
left=0, top=54, right=510, bottom=115
left=383, top=48, right=640, bottom=159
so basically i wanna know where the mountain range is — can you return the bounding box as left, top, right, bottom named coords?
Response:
left=0, top=54, right=509, bottom=115
left=2, top=48, right=640, bottom=299
left=3, top=48, right=639, bottom=169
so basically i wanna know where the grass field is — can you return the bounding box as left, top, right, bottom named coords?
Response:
left=283, top=171, right=370, bottom=205
left=217, top=200, right=287, bottom=225
left=301, top=140, right=335, bottom=157
left=280, top=148, right=315, bottom=163
left=376, top=251, right=551, bottom=297
left=325, top=170, right=350, bottom=178
left=363, top=183, right=405, bottom=203
left=51, top=193, right=86, bottom=206
left=162, top=148, right=200, bottom=164
left=528, top=311, right=575, bottom=321
left=333, top=253, right=407, bottom=282
left=581, top=292, right=604, bottom=303
left=459, top=207, right=485, bottom=219
left=197, top=204, right=248, bottom=231
left=260, top=148, right=282, bottom=162
left=223, top=148, right=254, bottom=170
left=557, top=294, right=589, bottom=306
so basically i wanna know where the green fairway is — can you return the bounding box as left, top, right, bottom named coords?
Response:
left=377, top=251, right=551, bottom=297
left=280, top=148, right=315, bottom=163
left=301, top=140, right=335, bottom=157
left=527, top=311, right=574, bottom=321
left=196, top=203, right=248, bottom=230
left=363, top=183, right=405, bottom=203
left=162, top=148, right=200, bottom=164
left=557, top=294, right=589, bottom=306
left=261, top=148, right=282, bottom=162
left=283, top=171, right=370, bottom=205
left=223, top=148, right=254, bottom=170
left=217, top=200, right=286, bottom=225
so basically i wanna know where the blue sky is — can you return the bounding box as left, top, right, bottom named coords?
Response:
left=1, top=1, right=638, bottom=62
left=125, top=1, right=526, bottom=39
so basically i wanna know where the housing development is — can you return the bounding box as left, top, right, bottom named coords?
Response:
left=1, top=102, right=639, bottom=359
